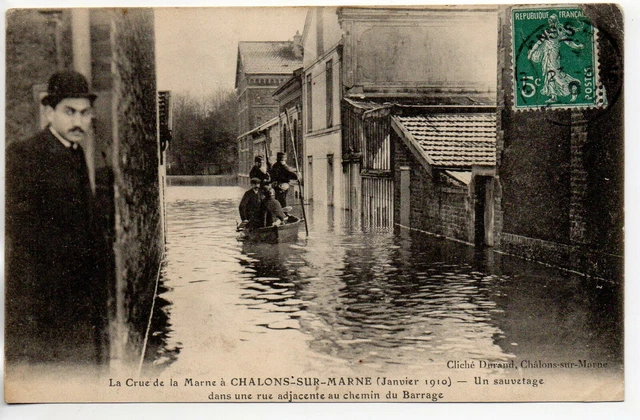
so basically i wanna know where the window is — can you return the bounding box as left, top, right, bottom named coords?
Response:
left=307, top=156, right=313, bottom=201
left=326, top=60, right=333, bottom=128
left=306, top=74, right=313, bottom=132
left=283, top=123, right=289, bottom=155
left=327, top=154, right=334, bottom=205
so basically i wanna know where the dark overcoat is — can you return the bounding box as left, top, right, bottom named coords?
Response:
left=269, top=161, right=297, bottom=185
left=261, top=196, right=286, bottom=227
left=269, top=161, right=297, bottom=207
left=239, top=188, right=263, bottom=225
left=5, top=128, right=107, bottom=364
left=249, top=165, right=270, bottom=186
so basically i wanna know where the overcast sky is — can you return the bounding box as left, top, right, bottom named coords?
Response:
left=154, top=7, right=308, bottom=97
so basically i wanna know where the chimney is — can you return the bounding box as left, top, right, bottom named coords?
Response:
left=293, top=30, right=303, bottom=58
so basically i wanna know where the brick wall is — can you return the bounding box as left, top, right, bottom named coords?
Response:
left=252, top=106, right=279, bottom=128
left=250, top=87, right=280, bottom=107
left=439, top=179, right=472, bottom=242
left=582, top=4, right=624, bottom=259
left=499, top=110, right=573, bottom=243
left=249, top=88, right=280, bottom=128
left=238, top=76, right=290, bottom=176
left=495, top=5, right=623, bottom=281
left=393, top=131, right=472, bottom=243
left=238, top=91, right=249, bottom=134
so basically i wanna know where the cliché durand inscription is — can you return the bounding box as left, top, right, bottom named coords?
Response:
left=100, top=357, right=614, bottom=402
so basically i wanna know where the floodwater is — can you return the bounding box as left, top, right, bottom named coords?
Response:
left=143, top=186, right=623, bottom=401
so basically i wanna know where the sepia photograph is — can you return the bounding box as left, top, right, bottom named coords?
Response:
left=2, top=0, right=637, bottom=417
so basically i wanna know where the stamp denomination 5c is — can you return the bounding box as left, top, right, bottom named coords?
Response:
left=512, top=6, right=606, bottom=110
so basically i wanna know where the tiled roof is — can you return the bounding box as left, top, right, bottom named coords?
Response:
left=394, top=114, right=496, bottom=168
left=238, top=42, right=302, bottom=74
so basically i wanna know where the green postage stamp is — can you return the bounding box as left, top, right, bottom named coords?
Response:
left=512, top=6, right=606, bottom=110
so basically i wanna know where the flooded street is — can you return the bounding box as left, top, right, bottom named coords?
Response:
left=143, top=186, right=623, bottom=401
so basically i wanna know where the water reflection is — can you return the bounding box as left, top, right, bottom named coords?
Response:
left=235, top=228, right=514, bottom=372
left=237, top=241, right=310, bottom=331
left=144, top=186, right=622, bottom=377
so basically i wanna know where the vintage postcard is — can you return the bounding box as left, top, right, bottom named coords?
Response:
left=3, top=2, right=631, bottom=412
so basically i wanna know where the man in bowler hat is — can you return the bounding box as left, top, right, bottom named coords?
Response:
left=5, top=70, right=108, bottom=365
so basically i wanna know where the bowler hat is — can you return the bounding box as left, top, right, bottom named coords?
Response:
left=41, top=70, right=97, bottom=107
left=250, top=178, right=261, bottom=185
left=254, top=155, right=263, bottom=162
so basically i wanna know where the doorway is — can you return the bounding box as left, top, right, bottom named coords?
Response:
left=474, top=176, right=494, bottom=247
left=327, top=154, right=334, bottom=206
left=307, top=156, right=313, bottom=202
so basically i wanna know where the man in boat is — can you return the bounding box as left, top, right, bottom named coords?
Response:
left=248, top=155, right=270, bottom=188
left=239, top=178, right=264, bottom=229
left=269, top=152, right=298, bottom=207
left=261, top=187, right=288, bottom=227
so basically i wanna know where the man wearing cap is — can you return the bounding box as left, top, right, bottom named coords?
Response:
left=239, top=178, right=264, bottom=229
left=269, top=152, right=298, bottom=207
left=5, top=70, right=107, bottom=365
left=248, top=155, right=270, bottom=187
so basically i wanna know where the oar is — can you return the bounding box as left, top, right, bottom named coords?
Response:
left=263, top=141, right=272, bottom=177
left=285, top=108, right=309, bottom=236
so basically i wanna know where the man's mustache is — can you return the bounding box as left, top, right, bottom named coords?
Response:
left=68, top=127, right=85, bottom=134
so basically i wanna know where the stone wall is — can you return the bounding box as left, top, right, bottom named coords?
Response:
left=110, top=8, right=163, bottom=365
left=5, top=10, right=73, bottom=144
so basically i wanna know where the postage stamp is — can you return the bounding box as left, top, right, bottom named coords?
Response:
left=511, top=6, right=607, bottom=110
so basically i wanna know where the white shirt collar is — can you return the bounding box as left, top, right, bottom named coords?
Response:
left=49, top=126, right=79, bottom=150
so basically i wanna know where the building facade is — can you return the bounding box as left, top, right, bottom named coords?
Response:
left=301, top=7, right=343, bottom=208
left=242, top=116, right=281, bottom=170
left=236, top=40, right=303, bottom=184
left=300, top=6, right=498, bottom=230
left=273, top=67, right=304, bottom=200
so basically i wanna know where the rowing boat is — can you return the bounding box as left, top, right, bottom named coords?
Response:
left=238, top=215, right=302, bottom=244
